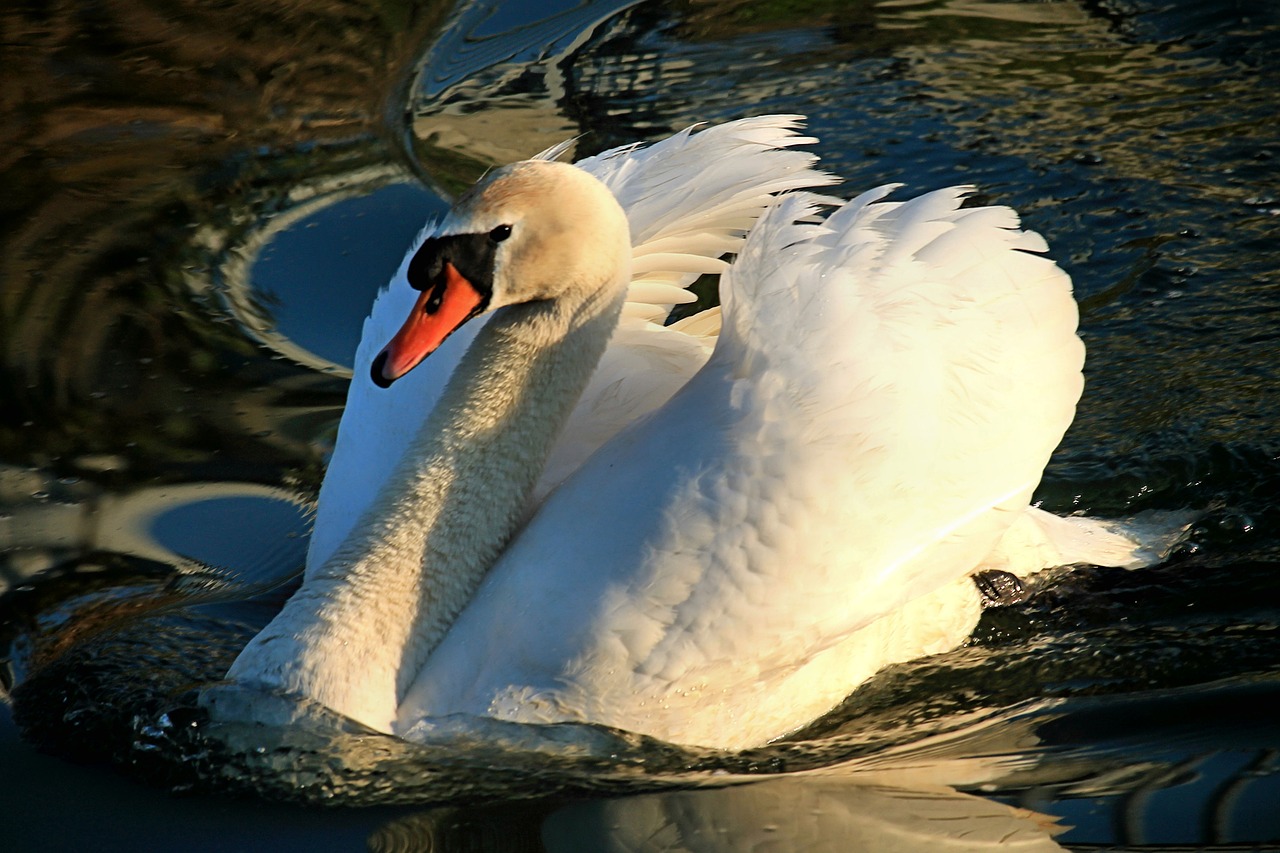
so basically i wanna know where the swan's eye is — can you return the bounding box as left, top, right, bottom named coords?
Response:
left=489, top=224, right=513, bottom=243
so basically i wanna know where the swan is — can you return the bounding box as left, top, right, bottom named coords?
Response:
left=217, top=116, right=1176, bottom=750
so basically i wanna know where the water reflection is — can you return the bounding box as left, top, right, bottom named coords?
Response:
left=369, top=778, right=1068, bottom=852
left=538, top=779, right=1067, bottom=853
left=410, top=0, right=641, bottom=180
left=2, top=0, right=1280, bottom=848
left=0, top=468, right=306, bottom=592
left=223, top=177, right=447, bottom=373
left=360, top=679, right=1280, bottom=850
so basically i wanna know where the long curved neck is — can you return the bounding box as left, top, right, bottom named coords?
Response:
left=226, top=276, right=627, bottom=731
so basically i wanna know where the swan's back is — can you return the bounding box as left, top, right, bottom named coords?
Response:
left=709, top=186, right=1082, bottom=617
left=398, top=187, right=1084, bottom=748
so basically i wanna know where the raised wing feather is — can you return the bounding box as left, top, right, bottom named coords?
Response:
left=577, top=114, right=836, bottom=321
left=534, top=118, right=837, bottom=500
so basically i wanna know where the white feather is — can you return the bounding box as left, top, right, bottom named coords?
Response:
left=396, top=180, right=1174, bottom=749
left=231, top=117, right=1186, bottom=751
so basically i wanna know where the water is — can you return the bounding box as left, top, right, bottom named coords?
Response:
left=2, top=0, right=1278, bottom=849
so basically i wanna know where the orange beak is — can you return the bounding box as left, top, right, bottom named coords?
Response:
left=371, top=262, right=486, bottom=388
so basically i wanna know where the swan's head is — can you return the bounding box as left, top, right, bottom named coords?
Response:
left=372, top=160, right=630, bottom=388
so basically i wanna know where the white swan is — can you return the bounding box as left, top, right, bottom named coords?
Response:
left=221, top=117, right=1173, bottom=750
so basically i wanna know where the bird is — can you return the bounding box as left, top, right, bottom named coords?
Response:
left=214, top=116, right=1177, bottom=751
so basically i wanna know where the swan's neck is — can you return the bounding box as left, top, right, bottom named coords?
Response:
left=226, top=278, right=627, bottom=731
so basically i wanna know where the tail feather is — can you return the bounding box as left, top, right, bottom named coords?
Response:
left=985, top=506, right=1195, bottom=576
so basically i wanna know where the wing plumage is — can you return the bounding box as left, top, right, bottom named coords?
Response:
left=400, top=184, right=1087, bottom=747
left=710, top=187, right=1083, bottom=617
left=578, top=114, right=836, bottom=322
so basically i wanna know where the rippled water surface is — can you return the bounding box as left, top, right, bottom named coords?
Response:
left=2, top=0, right=1279, bottom=850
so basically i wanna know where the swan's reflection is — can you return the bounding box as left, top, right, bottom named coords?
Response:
left=364, top=705, right=1068, bottom=852
left=370, top=775, right=1066, bottom=853
left=544, top=777, right=1067, bottom=853
left=360, top=675, right=1280, bottom=851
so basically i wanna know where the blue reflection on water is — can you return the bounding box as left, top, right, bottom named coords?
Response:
left=251, top=184, right=447, bottom=369
left=149, top=495, right=310, bottom=574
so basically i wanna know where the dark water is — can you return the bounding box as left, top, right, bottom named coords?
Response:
left=2, top=0, right=1279, bottom=849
